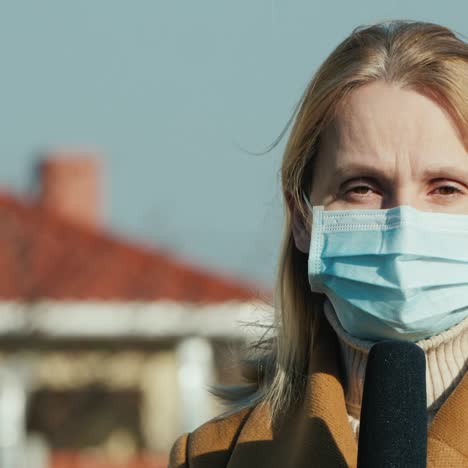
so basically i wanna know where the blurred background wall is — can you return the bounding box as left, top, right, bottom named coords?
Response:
left=0, top=1, right=465, bottom=467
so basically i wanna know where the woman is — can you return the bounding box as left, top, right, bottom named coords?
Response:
left=169, top=19, right=468, bottom=467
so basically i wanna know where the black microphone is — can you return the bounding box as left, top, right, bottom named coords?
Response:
left=357, top=341, right=427, bottom=468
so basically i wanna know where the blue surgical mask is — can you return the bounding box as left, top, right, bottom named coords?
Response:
left=303, top=196, right=468, bottom=341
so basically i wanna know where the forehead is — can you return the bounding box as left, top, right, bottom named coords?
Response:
left=318, top=81, right=467, bottom=169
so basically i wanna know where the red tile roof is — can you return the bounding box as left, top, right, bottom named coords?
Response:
left=50, top=451, right=167, bottom=468
left=0, top=191, right=265, bottom=302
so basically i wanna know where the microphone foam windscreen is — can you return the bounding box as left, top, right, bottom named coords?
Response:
left=357, top=341, right=427, bottom=468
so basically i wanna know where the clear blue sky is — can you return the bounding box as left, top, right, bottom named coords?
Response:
left=0, top=1, right=466, bottom=287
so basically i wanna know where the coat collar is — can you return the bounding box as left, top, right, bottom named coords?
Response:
left=228, top=310, right=467, bottom=467
left=427, top=369, right=468, bottom=464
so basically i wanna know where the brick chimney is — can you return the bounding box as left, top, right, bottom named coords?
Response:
left=37, top=151, right=102, bottom=229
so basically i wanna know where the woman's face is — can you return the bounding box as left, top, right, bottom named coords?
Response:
left=294, top=80, right=468, bottom=253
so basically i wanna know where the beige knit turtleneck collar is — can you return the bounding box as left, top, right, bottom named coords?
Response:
left=323, top=298, right=468, bottom=439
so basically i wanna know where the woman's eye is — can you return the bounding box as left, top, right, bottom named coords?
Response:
left=433, top=185, right=463, bottom=196
left=346, top=185, right=375, bottom=195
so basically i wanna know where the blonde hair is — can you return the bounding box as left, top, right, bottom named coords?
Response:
left=211, top=19, right=468, bottom=426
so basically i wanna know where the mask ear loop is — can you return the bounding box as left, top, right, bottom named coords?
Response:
left=302, top=192, right=314, bottom=212
left=302, top=192, right=314, bottom=227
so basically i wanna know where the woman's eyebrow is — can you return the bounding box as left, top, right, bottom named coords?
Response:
left=333, top=164, right=468, bottom=182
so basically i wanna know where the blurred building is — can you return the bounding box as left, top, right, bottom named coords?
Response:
left=0, top=151, right=271, bottom=468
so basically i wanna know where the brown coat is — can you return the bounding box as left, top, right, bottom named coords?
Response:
left=169, top=311, right=468, bottom=467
